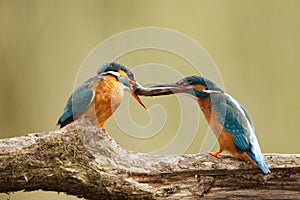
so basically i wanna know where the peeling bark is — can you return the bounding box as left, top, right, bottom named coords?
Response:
left=0, top=121, right=299, bottom=199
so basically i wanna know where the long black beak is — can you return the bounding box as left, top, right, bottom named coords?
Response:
left=134, top=82, right=182, bottom=96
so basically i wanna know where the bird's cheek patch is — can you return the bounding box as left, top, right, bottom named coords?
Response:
left=118, top=70, right=129, bottom=79
left=192, top=85, right=206, bottom=92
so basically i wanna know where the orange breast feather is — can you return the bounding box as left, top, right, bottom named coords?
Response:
left=95, top=76, right=124, bottom=127
left=198, top=98, right=255, bottom=164
left=81, top=75, right=124, bottom=127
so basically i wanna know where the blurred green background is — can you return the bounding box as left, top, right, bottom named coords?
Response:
left=1, top=0, right=299, bottom=199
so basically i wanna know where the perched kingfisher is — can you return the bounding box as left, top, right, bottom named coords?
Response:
left=136, top=76, right=270, bottom=174
left=57, top=62, right=147, bottom=128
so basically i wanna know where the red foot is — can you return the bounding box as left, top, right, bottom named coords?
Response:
left=208, top=150, right=222, bottom=159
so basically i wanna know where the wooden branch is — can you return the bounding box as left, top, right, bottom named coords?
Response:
left=0, top=121, right=299, bottom=199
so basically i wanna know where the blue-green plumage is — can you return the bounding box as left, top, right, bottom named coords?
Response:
left=58, top=62, right=127, bottom=127
left=58, top=62, right=147, bottom=128
left=57, top=76, right=104, bottom=127
left=192, top=77, right=270, bottom=173
left=146, top=75, right=270, bottom=174
left=211, top=93, right=269, bottom=173
left=212, top=94, right=251, bottom=151
left=97, top=62, right=135, bottom=80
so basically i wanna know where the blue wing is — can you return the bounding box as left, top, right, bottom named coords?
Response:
left=213, top=94, right=251, bottom=151
left=213, top=94, right=270, bottom=173
left=58, top=78, right=98, bottom=127
left=240, top=104, right=254, bottom=129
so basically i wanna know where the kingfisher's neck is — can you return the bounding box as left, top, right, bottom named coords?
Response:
left=197, top=96, right=222, bottom=136
left=197, top=97, right=212, bottom=120
left=197, top=97, right=211, bottom=112
left=197, top=93, right=227, bottom=122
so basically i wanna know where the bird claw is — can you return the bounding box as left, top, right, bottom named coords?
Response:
left=208, top=151, right=222, bottom=159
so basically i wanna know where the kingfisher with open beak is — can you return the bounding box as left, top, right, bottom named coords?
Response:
left=57, top=62, right=148, bottom=128
left=136, top=75, right=270, bottom=174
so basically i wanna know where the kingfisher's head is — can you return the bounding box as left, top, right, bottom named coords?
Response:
left=171, top=76, right=224, bottom=98
left=97, top=62, right=146, bottom=109
left=97, top=62, right=134, bottom=80
left=137, top=76, right=224, bottom=99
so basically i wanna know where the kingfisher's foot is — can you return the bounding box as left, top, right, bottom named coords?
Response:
left=208, top=151, right=222, bottom=159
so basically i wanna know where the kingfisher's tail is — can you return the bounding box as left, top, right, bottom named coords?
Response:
left=246, top=150, right=271, bottom=174
left=57, top=110, right=74, bottom=128
left=258, top=159, right=271, bottom=174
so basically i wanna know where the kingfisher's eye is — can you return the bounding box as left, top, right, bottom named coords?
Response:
left=188, top=80, right=194, bottom=85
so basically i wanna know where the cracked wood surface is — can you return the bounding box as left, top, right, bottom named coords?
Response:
left=0, top=121, right=299, bottom=199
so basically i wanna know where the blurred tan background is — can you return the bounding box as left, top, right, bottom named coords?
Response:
left=1, top=0, right=299, bottom=199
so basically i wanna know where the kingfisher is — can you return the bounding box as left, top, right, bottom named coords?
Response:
left=57, top=62, right=147, bottom=128
left=136, top=76, right=270, bottom=174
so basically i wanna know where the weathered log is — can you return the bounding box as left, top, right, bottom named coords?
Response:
left=0, top=120, right=299, bottom=199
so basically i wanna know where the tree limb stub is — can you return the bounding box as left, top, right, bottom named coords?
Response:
left=0, top=121, right=299, bottom=199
